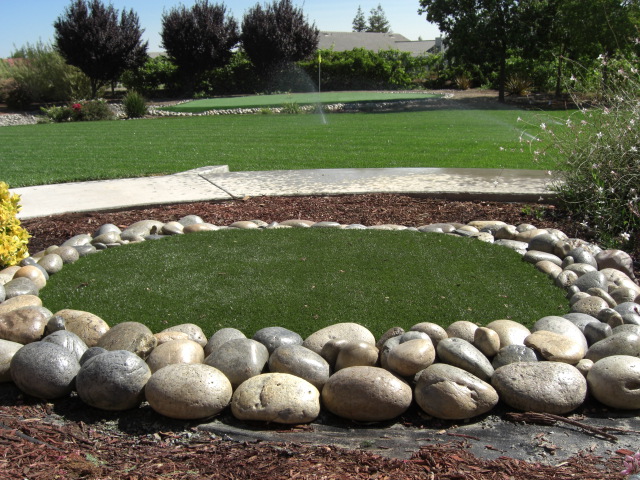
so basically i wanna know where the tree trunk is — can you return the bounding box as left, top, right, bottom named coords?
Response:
left=555, top=44, right=565, bottom=99
left=498, top=49, right=506, bottom=103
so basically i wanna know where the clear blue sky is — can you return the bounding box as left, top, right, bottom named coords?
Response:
left=0, top=1, right=441, bottom=58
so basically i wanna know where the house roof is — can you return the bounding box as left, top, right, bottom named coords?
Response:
left=318, top=31, right=440, bottom=56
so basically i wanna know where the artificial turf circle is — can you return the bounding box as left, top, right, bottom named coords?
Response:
left=39, top=229, right=569, bottom=339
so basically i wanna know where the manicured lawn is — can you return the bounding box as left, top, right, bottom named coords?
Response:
left=164, top=91, right=440, bottom=112
left=40, top=229, right=568, bottom=339
left=1, top=108, right=569, bottom=187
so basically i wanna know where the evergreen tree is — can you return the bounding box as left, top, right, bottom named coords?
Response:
left=161, top=1, right=239, bottom=94
left=352, top=5, right=367, bottom=32
left=53, top=0, right=147, bottom=98
left=368, top=4, right=390, bottom=33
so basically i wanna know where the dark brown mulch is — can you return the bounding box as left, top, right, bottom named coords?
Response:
left=0, top=399, right=628, bottom=480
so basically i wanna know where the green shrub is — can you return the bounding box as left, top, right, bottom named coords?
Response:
left=40, top=104, right=74, bottom=122
left=0, top=42, right=91, bottom=104
left=122, top=91, right=147, bottom=118
left=299, top=48, right=429, bottom=91
left=1, top=78, right=33, bottom=110
left=281, top=101, right=302, bottom=114
left=120, top=55, right=179, bottom=96
left=455, top=75, right=472, bottom=90
left=531, top=53, right=640, bottom=249
left=73, top=99, right=114, bottom=121
left=505, top=74, right=533, bottom=96
left=0, top=182, right=30, bottom=267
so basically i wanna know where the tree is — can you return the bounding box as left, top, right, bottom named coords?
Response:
left=161, top=1, right=239, bottom=94
left=352, top=6, right=367, bottom=32
left=241, top=0, right=319, bottom=78
left=418, top=0, right=540, bottom=101
left=368, top=4, right=390, bottom=33
left=53, top=0, right=147, bottom=98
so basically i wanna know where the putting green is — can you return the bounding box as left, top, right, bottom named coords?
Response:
left=40, top=228, right=569, bottom=338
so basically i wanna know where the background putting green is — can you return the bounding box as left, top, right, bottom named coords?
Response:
left=40, top=229, right=568, bottom=338
left=162, top=92, right=440, bottom=112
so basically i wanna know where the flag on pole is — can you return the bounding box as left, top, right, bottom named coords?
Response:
left=318, top=52, right=322, bottom=64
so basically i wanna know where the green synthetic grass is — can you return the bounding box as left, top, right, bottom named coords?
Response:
left=39, top=229, right=568, bottom=339
left=164, top=92, right=440, bottom=113
left=1, top=108, right=569, bottom=187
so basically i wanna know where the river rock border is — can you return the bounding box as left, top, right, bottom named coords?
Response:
left=1, top=217, right=639, bottom=425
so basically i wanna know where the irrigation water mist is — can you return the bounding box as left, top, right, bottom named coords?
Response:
left=268, top=63, right=328, bottom=125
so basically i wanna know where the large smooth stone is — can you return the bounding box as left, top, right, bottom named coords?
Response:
left=524, top=331, right=585, bottom=364
left=268, top=344, right=330, bottom=390
left=97, top=322, right=156, bottom=359
left=62, top=234, right=93, bottom=247
left=161, top=323, right=207, bottom=347
left=596, top=249, right=636, bottom=280
left=76, top=350, right=151, bottom=411
left=492, top=362, right=587, bottom=414
left=120, top=220, right=165, bottom=241
left=615, top=302, right=640, bottom=324
left=445, top=321, right=478, bottom=343
left=320, top=338, right=350, bottom=368
left=532, top=316, right=588, bottom=352
left=486, top=320, right=531, bottom=348
left=54, top=309, right=110, bottom=347
left=3, top=277, right=39, bottom=298
left=52, top=246, right=80, bottom=264
left=415, top=364, right=499, bottom=420
left=491, top=344, right=538, bottom=369
left=0, top=339, right=22, bottom=382
left=253, top=326, right=303, bottom=354
left=13, top=266, right=46, bottom=290
left=571, top=296, right=608, bottom=317
left=321, top=366, right=412, bottom=422
left=204, top=328, right=246, bottom=357
left=303, top=322, right=375, bottom=354
left=146, top=339, right=205, bottom=373
left=334, top=341, right=379, bottom=370
left=585, top=332, right=640, bottom=362
left=154, top=331, right=190, bottom=345
left=0, top=295, right=42, bottom=315
left=0, top=306, right=50, bottom=344
left=587, top=355, right=640, bottom=409
left=410, top=322, right=448, bottom=347
left=10, top=342, right=80, bottom=399
left=205, top=338, right=268, bottom=389
left=386, top=338, right=435, bottom=377
left=145, top=363, right=232, bottom=419
left=436, top=337, right=494, bottom=381
left=232, top=373, right=320, bottom=424
left=473, top=327, right=501, bottom=358
left=376, top=326, right=405, bottom=349
left=42, top=330, right=88, bottom=362
left=37, top=254, right=64, bottom=275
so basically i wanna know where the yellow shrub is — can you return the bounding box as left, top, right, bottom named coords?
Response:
left=0, top=182, right=30, bottom=267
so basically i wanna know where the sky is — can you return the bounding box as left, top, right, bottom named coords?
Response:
left=0, top=0, right=441, bottom=58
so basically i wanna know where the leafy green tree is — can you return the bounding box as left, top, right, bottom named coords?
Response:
left=352, top=5, right=367, bottom=32
left=53, top=0, right=147, bottom=98
left=161, top=1, right=239, bottom=94
left=419, top=0, right=545, bottom=101
left=544, top=0, right=640, bottom=96
left=241, top=0, right=319, bottom=78
left=368, top=4, right=391, bottom=33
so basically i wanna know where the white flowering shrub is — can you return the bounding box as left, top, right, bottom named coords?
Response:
left=531, top=52, right=639, bottom=249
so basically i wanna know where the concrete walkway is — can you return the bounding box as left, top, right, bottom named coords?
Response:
left=12, top=166, right=560, bottom=220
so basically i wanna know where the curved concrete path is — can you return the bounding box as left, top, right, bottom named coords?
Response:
left=12, top=165, right=560, bottom=220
